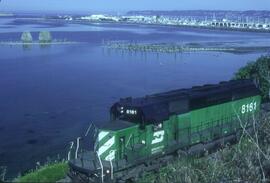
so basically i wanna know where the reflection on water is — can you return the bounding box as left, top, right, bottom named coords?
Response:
left=22, top=44, right=32, bottom=50
left=21, top=43, right=52, bottom=50
left=0, top=17, right=269, bottom=178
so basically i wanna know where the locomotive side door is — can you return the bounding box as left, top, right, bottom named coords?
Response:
left=178, top=113, right=191, bottom=146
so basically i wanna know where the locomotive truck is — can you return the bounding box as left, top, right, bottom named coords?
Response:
left=68, top=79, right=261, bottom=183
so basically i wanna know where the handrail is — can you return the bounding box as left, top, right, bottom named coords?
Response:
left=97, top=152, right=104, bottom=183
left=110, top=159, right=114, bottom=180
left=68, top=141, right=74, bottom=161
left=75, top=137, right=81, bottom=159
left=85, top=123, right=93, bottom=137
left=84, top=122, right=99, bottom=151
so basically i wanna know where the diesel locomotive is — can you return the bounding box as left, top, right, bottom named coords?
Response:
left=68, top=79, right=261, bottom=183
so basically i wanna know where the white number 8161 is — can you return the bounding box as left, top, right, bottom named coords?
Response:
left=241, top=102, right=257, bottom=114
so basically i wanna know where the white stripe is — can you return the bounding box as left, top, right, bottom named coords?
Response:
left=98, top=136, right=115, bottom=156
left=98, top=131, right=109, bottom=141
left=105, top=150, right=115, bottom=161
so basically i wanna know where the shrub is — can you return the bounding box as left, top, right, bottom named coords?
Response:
left=234, top=56, right=270, bottom=101
left=39, top=31, right=52, bottom=43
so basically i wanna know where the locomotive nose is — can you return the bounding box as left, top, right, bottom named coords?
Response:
left=68, top=151, right=102, bottom=183
left=69, top=151, right=99, bottom=174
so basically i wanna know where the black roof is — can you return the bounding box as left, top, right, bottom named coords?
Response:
left=101, top=120, right=136, bottom=131
left=111, top=79, right=260, bottom=125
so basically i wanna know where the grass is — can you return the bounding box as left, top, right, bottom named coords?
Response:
left=16, top=162, right=68, bottom=183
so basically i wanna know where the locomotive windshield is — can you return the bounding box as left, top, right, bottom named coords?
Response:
left=110, top=104, right=142, bottom=123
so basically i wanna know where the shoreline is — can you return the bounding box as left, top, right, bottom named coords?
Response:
left=6, top=17, right=270, bottom=34
left=47, top=18, right=270, bottom=34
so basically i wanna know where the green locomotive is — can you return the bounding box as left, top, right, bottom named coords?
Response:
left=68, top=79, right=261, bottom=183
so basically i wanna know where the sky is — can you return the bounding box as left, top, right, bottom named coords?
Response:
left=1, top=0, right=270, bottom=13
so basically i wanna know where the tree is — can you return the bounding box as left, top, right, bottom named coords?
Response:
left=21, top=31, right=33, bottom=43
left=39, top=31, right=52, bottom=43
left=234, top=56, right=270, bottom=101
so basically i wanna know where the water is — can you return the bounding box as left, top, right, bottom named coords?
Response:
left=0, top=17, right=269, bottom=178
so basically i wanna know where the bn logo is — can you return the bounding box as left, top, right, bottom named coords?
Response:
left=151, top=130, right=165, bottom=144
